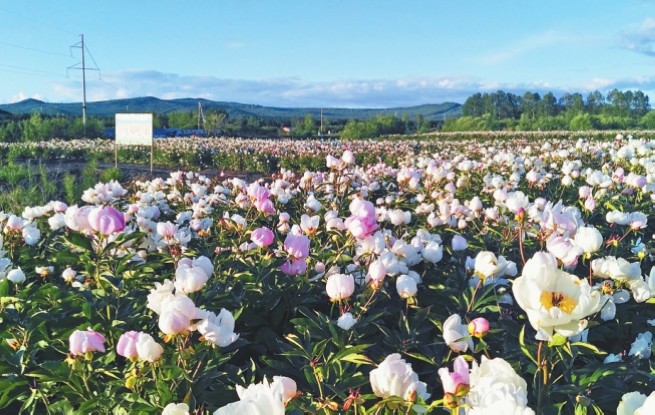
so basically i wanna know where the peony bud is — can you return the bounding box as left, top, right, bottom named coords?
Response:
left=396, top=275, right=418, bottom=298
left=326, top=273, right=355, bottom=301
left=467, top=317, right=490, bottom=338
left=69, top=328, right=106, bottom=356
left=116, top=331, right=139, bottom=360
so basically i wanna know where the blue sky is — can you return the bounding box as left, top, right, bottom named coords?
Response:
left=1, top=1, right=655, bottom=108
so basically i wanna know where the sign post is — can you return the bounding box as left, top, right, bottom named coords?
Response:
left=115, top=113, right=154, bottom=173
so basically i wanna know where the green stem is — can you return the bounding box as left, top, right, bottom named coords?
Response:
left=314, top=370, right=324, bottom=400
left=466, top=279, right=482, bottom=313
left=517, top=224, right=526, bottom=265
left=38, top=391, right=52, bottom=415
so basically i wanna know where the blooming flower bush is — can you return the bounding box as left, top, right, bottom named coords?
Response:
left=1, top=135, right=655, bottom=414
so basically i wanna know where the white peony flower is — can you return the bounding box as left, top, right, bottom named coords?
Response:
left=7, top=268, right=25, bottom=284
left=146, top=280, right=176, bottom=314
left=388, top=209, right=411, bottom=226
left=174, top=262, right=210, bottom=294
left=466, top=356, right=534, bottom=414
left=573, top=225, right=603, bottom=255
left=369, top=353, right=429, bottom=401
left=396, top=274, right=418, bottom=298
left=214, top=378, right=285, bottom=415
left=197, top=308, right=239, bottom=347
left=617, top=391, right=647, bottom=415
left=451, top=235, right=468, bottom=251
left=636, top=392, right=655, bottom=414
left=443, top=314, right=474, bottom=352
left=513, top=252, right=601, bottom=340
left=158, top=295, right=199, bottom=335
left=422, top=241, right=443, bottom=263
left=628, top=331, right=653, bottom=359
left=337, top=312, right=357, bottom=330
left=162, top=403, right=190, bottom=415
left=132, top=332, right=162, bottom=362
left=474, top=251, right=517, bottom=279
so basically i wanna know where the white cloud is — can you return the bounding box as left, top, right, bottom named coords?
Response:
left=620, top=17, right=655, bottom=56
left=4, top=91, right=45, bottom=104
left=36, top=69, right=655, bottom=107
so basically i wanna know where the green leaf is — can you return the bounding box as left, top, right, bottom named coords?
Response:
left=339, top=354, right=375, bottom=366
left=549, top=333, right=568, bottom=347
left=519, top=325, right=538, bottom=365
left=63, top=232, right=94, bottom=253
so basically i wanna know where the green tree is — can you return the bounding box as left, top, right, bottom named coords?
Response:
left=559, top=93, right=584, bottom=116
left=204, top=110, right=228, bottom=136
left=168, top=111, right=196, bottom=129
left=568, top=113, right=595, bottom=130
left=585, top=90, right=604, bottom=114
left=539, top=92, right=558, bottom=117
left=20, top=113, right=45, bottom=142
left=520, top=92, right=541, bottom=120
left=462, top=93, right=484, bottom=117
left=641, top=110, right=655, bottom=129
left=631, top=90, right=650, bottom=117
left=294, top=114, right=315, bottom=137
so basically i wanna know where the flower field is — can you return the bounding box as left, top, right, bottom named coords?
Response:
left=2, top=135, right=655, bottom=414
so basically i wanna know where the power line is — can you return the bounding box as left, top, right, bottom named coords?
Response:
left=0, top=40, right=73, bottom=58
left=0, top=6, right=76, bottom=35
left=0, top=63, right=66, bottom=78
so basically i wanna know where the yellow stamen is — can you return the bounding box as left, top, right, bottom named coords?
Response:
left=540, top=291, right=577, bottom=314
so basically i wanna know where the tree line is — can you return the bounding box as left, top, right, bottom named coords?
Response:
left=445, top=89, right=655, bottom=131
left=0, top=110, right=437, bottom=142
left=2, top=88, right=655, bottom=142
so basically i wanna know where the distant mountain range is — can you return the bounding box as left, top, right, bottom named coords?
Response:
left=0, top=97, right=461, bottom=122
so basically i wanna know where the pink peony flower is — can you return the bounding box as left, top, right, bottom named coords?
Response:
left=88, top=205, right=125, bottom=235
left=251, top=227, right=275, bottom=247
left=367, top=260, right=387, bottom=285
left=280, top=258, right=308, bottom=276
left=283, top=234, right=310, bottom=259
left=116, top=331, right=139, bottom=359
left=345, top=198, right=378, bottom=239
left=69, top=328, right=106, bottom=356
left=254, top=198, right=276, bottom=214
left=438, top=356, right=470, bottom=396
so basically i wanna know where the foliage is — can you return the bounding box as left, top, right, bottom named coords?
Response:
left=458, top=89, right=653, bottom=132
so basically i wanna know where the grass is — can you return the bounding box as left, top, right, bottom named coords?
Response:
left=0, top=158, right=123, bottom=212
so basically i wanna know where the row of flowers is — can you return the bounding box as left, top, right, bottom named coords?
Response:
left=2, top=131, right=648, bottom=172
left=0, top=136, right=655, bottom=414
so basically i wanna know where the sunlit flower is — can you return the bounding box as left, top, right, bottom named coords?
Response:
left=214, top=377, right=285, bottom=415
left=326, top=273, right=355, bottom=301
left=443, top=314, right=474, bottom=352
left=466, top=356, right=534, bottom=414
left=369, top=353, right=429, bottom=401
left=513, top=252, right=601, bottom=340
left=197, top=308, right=239, bottom=347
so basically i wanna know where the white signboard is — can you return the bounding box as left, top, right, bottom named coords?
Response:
left=115, top=113, right=153, bottom=146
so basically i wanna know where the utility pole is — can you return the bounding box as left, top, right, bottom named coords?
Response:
left=81, top=34, right=87, bottom=126
left=198, top=101, right=206, bottom=131
left=68, top=34, right=98, bottom=129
